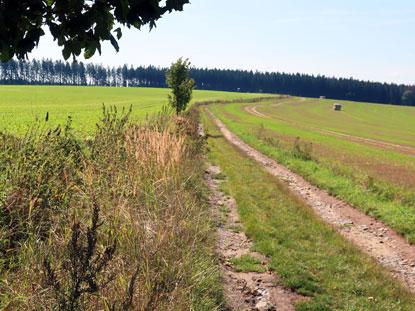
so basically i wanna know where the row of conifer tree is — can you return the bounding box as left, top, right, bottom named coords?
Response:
left=1, top=58, right=414, bottom=106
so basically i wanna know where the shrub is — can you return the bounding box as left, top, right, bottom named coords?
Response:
left=291, top=136, right=313, bottom=160
left=256, top=123, right=280, bottom=147
left=0, top=117, right=82, bottom=267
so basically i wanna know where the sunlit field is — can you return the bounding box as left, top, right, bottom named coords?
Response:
left=209, top=97, right=415, bottom=242
left=211, top=97, right=415, bottom=189
left=0, top=85, right=269, bottom=135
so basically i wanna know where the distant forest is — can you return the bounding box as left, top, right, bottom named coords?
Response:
left=1, top=58, right=414, bottom=106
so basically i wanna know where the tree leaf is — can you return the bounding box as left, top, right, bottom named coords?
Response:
left=109, top=35, right=119, bottom=52
left=115, top=27, right=122, bottom=40
left=62, top=45, right=71, bottom=60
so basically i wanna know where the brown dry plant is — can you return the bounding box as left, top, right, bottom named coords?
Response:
left=0, top=106, right=222, bottom=310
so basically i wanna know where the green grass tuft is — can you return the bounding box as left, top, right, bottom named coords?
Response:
left=229, top=255, right=267, bottom=273
left=229, top=225, right=244, bottom=233
left=212, top=172, right=227, bottom=180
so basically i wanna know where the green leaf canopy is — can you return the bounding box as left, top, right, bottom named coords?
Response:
left=0, top=0, right=190, bottom=61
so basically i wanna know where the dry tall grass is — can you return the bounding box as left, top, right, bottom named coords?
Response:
left=0, top=106, right=223, bottom=310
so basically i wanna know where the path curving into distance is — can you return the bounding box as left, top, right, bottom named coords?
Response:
left=206, top=106, right=415, bottom=292
left=243, top=100, right=415, bottom=155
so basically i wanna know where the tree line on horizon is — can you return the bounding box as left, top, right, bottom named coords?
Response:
left=1, top=58, right=414, bottom=106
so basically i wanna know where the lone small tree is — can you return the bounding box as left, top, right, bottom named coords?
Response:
left=166, top=57, right=195, bottom=115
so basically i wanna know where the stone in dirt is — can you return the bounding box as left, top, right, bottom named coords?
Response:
left=256, top=300, right=276, bottom=311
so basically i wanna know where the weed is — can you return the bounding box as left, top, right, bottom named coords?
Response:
left=257, top=123, right=280, bottom=147
left=43, top=202, right=117, bottom=311
left=0, top=116, right=82, bottom=267
left=292, top=136, right=313, bottom=160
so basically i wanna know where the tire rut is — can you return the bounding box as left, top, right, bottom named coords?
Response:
left=205, top=164, right=304, bottom=310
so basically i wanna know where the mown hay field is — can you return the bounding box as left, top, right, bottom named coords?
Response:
left=0, top=85, right=270, bottom=135
left=209, top=97, right=415, bottom=242
left=259, top=97, right=415, bottom=147
left=211, top=97, right=415, bottom=190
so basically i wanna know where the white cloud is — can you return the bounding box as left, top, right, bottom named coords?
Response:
left=275, top=17, right=309, bottom=23
left=318, top=9, right=364, bottom=16
left=374, top=8, right=415, bottom=15
left=380, top=18, right=415, bottom=25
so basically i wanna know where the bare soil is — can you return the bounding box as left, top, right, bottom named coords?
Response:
left=207, top=107, right=415, bottom=292
left=205, top=164, right=304, bottom=310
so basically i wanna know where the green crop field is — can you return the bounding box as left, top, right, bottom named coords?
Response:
left=209, top=97, right=415, bottom=242
left=0, top=85, right=270, bottom=135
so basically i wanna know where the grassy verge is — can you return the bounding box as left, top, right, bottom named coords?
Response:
left=0, top=106, right=224, bottom=310
left=210, top=102, right=415, bottom=243
left=202, top=107, right=415, bottom=311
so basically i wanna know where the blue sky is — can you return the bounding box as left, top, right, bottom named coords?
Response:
left=31, top=0, right=415, bottom=85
